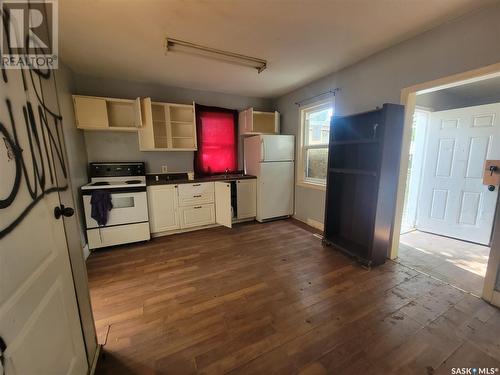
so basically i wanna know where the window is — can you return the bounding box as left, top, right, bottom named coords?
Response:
left=299, top=100, right=333, bottom=187
left=194, top=107, right=238, bottom=175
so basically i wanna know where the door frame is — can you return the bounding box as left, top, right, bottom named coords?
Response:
left=390, top=62, right=500, bottom=304
left=401, top=107, right=430, bottom=233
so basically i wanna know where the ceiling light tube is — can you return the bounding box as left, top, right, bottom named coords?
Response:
left=165, top=37, right=267, bottom=73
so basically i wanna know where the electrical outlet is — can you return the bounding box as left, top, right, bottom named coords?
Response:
left=161, top=165, right=168, bottom=173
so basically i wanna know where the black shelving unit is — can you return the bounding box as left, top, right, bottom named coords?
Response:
left=323, top=103, right=405, bottom=267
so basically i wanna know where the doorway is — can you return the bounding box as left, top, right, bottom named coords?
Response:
left=397, top=74, right=500, bottom=297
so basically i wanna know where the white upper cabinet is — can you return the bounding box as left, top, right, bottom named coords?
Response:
left=73, top=96, right=108, bottom=129
left=139, top=100, right=197, bottom=151
left=239, top=108, right=280, bottom=135
left=73, top=95, right=143, bottom=131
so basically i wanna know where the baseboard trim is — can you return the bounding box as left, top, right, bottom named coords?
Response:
left=89, top=344, right=101, bottom=375
left=290, top=216, right=324, bottom=234
left=83, top=244, right=90, bottom=261
left=306, top=218, right=324, bottom=232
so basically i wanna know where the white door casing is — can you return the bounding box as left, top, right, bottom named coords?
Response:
left=401, top=109, right=429, bottom=233
left=416, top=103, right=500, bottom=245
left=0, top=53, right=87, bottom=374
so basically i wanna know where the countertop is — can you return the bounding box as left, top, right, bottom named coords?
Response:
left=146, top=172, right=257, bottom=186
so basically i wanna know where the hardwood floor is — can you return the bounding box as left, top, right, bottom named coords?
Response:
left=399, top=230, right=490, bottom=296
left=87, top=220, right=500, bottom=374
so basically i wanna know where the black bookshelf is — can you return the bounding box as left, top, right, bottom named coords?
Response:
left=323, top=103, right=405, bottom=266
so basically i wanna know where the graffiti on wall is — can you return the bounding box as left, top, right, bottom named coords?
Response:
left=0, top=10, right=67, bottom=239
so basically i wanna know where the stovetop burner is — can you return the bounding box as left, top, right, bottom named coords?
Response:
left=126, top=180, right=142, bottom=184
left=91, top=181, right=110, bottom=186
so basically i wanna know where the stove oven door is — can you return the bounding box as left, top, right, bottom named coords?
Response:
left=82, top=189, right=149, bottom=228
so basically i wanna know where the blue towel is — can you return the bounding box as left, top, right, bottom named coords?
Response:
left=90, top=190, right=113, bottom=226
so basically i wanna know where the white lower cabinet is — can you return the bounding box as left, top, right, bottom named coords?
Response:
left=214, top=179, right=257, bottom=228
left=180, top=204, right=216, bottom=229
left=236, top=179, right=257, bottom=219
left=215, top=182, right=232, bottom=228
left=147, top=185, right=180, bottom=233
left=147, top=179, right=256, bottom=235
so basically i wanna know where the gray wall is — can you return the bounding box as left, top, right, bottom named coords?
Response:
left=274, top=2, right=500, bottom=225
left=465, top=93, right=500, bottom=108
left=416, top=90, right=466, bottom=111
left=417, top=90, right=500, bottom=111
left=57, top=63, right=88, bottom=248
left=55, top=63, right=98, bottom=365
left=74, top=74, right=274, bottom=173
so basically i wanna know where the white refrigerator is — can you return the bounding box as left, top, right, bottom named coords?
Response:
left=244, top=135, right=295, bottom=222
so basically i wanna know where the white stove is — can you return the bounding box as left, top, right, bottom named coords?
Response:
left=81, top=177, right=146, bottom=191
left=81, top=162, right=150, bottom=250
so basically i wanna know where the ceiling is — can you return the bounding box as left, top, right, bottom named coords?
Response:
left=59, top=0, right=497, bottom=98
left=439, top=75, right=500, bottom=100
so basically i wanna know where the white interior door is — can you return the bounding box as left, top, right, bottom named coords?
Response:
left=215, top=182, right=232, bottom=228
left=416, top=103, right=500, bottom=245
left=0, top=45, right=88, bottom=373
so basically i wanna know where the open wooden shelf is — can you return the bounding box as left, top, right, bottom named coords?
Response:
left=331, top=139, right=379, bottom=146
left=170, top=120, right=193, bottom=125
left=329, top=168, right=378, bottom=177
left=138, top=99, right=197, bottom=151
left=324, top=104, right=405, bottom=267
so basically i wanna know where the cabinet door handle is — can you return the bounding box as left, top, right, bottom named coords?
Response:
left=193, top=195, right=202, bottom=198
left=194, top=206, right=202, bottom=209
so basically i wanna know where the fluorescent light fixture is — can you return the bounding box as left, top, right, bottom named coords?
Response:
left=165, top=37, right=267, bottom=73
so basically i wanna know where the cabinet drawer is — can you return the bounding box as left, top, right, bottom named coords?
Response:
left=178, top=182, right=214, bottom=196
left=178, top=182, right=214, bottom=206
left=179, top=204, right=215, bottom=229
left=178, top=192, right=214, bottom=206
left=87, top=222, right=150, bottom=249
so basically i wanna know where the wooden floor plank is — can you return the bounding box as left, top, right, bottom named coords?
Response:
left=87, top=220, right=500, bottom=374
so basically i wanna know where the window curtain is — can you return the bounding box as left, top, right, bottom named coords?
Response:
left=194, top=104, right=238, bottom=175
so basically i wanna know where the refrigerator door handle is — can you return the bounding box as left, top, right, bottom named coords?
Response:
left=261, top=138, right=265, bottom=162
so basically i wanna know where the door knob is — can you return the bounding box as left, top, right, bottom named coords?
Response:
left=54, top=205, right=75, bottom=219
left=0, top=335, right=6, bottom=371
left=488, top=185, right=496, bottom=192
